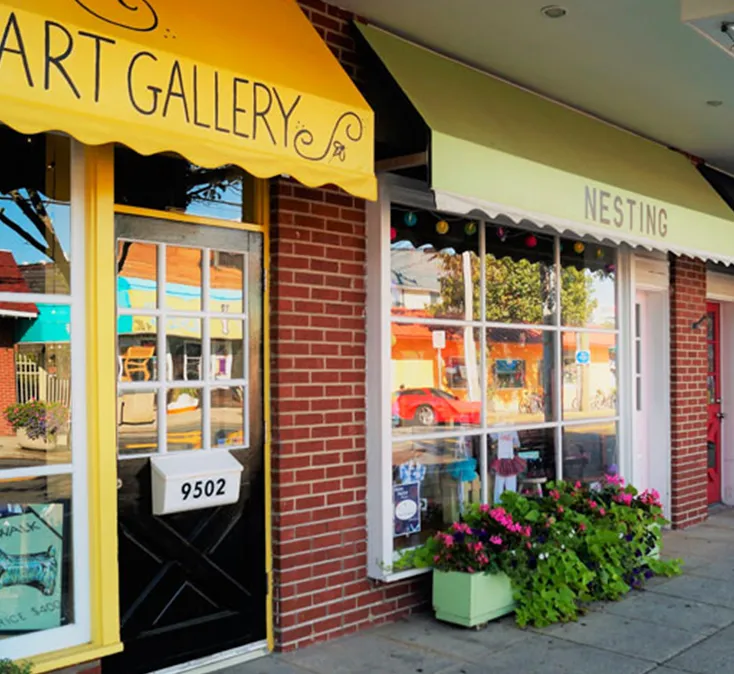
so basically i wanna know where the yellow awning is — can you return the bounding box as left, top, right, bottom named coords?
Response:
left=0, top=1, right=376, bottom=200
left=358, top=24, right=734, bottom=261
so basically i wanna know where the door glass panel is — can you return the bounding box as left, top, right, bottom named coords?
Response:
left=708, top=312, right=716, bottom=341
left=212, top=321, right=244, bottom=380
left=211, top=386, right=244, bottom=448
left=708, top=441, right=717, bottom=470
left=166, top=388, right=202, bottom=451
left=166, top=319, right=202, bottom=381
left=118, top=390, right=158, bottom=455
left=117, top=241, right=157, bottom=309
left=210, top=251, right=245, bottom=314
left=118, top=317, right=157, bottom=382
left=165, top=247, right=202, bottom=312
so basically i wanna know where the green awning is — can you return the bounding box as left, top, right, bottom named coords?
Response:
left=358, top=24, right=734, bottom=264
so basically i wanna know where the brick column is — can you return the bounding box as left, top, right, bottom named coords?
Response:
left=669, top=256, right=708, bottom=528
left=269, top=180, right=428, bottom=650
left=0, top=319, right=16, bottom=435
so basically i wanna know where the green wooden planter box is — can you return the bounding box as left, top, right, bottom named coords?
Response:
left=433, top=570, right=515, bottom=628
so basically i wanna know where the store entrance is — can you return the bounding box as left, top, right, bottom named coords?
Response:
left=103, top=214, right=267, bottom=674
left=707, top=302, right=723, bottom=505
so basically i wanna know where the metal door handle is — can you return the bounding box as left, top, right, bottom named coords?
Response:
left=717, top=412, right=727, bottom=420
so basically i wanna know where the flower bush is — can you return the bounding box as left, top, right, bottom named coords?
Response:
left=414, top=475, right=681, bottom=628
left=4, top=400, right=67, bottom=440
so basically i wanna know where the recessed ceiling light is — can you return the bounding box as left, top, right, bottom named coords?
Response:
left=706, top=100, right=724, bottom=107
left=541, top=5, right=568, bottom=18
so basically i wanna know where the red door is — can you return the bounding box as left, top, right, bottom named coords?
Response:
left=707, top=302, right=723, bottom=505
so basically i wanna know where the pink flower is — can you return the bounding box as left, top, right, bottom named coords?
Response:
left=550, top=489, right=561, bottom=501
left=557, top=506, right=565, bottom=514
left=452, top=522, right=472, bottom=534
left=473, top=542, right=485, bottom=552
left=574, top=481, right=582, bottom=489
left=443, top=535, right=455, bottom=548
left=489, top=535, right=503, bottom=545
left=433, top=555, right=440, bottom=563
left=467, top=566, right=475, bottom=574
left=579, top=523, right=587, bottom=532
left=480, top=503, right=491, bottom=513
left=589, top=500, right=597, bottom=509
left=599, top=508, right=606, bottom=516
left=526, top=542, right=532, bottom=549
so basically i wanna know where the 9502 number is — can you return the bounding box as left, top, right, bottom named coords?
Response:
left=181, top=478, right=226, bottom=501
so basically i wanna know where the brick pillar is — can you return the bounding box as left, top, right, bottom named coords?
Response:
left=0, top=319, right=16, bottom=435
left=269, top=180, right=428, bottom=650
left=669, top=256, right=708, bottom=528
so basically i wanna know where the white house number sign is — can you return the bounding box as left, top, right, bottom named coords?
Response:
left=150, top=452, right=243, bottom=515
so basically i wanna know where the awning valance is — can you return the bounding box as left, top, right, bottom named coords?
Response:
left=358, top=24, right=734, bottom=261
left=0, top=0, right=376, bottom=199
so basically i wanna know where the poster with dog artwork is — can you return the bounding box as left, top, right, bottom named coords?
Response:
left=0, top=504, right=64, bottom=632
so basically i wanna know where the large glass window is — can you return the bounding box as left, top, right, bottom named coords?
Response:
left=384, top=206, right=620, bottom=570
left=0, top=131, right=89, bottom=659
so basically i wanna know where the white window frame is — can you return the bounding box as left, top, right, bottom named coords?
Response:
left=116, top=236, right=250, bottom=459
left=0, top=140, right=90, bottom=659
left=367, top=175, right=632, bottom=581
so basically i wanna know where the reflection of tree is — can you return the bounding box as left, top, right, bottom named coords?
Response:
left=0, top=188, right=70, bottom=285
left=431, top=254, right=597, bottom=325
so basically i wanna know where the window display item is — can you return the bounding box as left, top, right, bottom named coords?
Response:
left=490, top=431, right=527, bottom=502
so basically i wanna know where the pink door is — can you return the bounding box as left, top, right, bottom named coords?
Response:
left=707, top=302, right=723, bottom=505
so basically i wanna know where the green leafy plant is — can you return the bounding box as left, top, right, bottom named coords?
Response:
left=419, top=474, right=681, bottom=628
left=4, top=400, right=67, bottom=440
left=0, top=659, right=33, bottom=674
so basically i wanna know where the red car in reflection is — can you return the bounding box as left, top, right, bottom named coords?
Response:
left=393, top=388, right=481, bottom=427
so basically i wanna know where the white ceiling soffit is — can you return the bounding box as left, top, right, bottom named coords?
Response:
left=682, top=0, right=734, bottom=57
left=435, top=190, right=734, bottom=266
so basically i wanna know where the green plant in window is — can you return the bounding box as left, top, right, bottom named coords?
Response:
left=0, top=659, right=33, bottom=674
left=4, top=400, right=68, bottom=440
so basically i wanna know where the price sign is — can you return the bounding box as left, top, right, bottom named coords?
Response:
left=151, top=452, right=243, bottom=515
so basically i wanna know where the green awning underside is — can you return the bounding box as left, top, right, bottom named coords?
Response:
left=358, top=23, right=734, bottom=264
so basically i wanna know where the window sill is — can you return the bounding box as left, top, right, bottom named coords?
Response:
left=32, top=641, right=124, bottom=673
left=370, top=566, right=431, bottom=583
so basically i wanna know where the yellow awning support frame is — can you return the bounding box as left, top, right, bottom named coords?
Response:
left=0, top=0, right=376, bottom=200
left=358, top=23, right=734, bottom=262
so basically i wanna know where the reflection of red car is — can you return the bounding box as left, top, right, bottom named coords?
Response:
left=394, top=388, right=481, bottom=427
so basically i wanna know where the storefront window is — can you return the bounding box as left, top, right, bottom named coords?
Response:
left=380, top=205, right=621, bottom=574
left=0, top=131, right=89, bottom=659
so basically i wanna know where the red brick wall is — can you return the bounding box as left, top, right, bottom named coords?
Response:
left=669, top=256, right=708, bottom=528
left=0, top=319, right=16, bottom=434
left=269, top=180, right=428, bottom=650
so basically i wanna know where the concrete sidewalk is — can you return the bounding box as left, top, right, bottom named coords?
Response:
left=228, top=509, right=734, bottom=674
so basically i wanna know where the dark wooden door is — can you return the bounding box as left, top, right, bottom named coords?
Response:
left=104, top=216, right=266, bottom=674
left=707, top=302, right=722, bottom=505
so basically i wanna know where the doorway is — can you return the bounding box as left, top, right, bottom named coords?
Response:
left=707, top=302, right=723, bottom=505
left=633, top=288, right=670, bottom=514
left=104, top=213, right=267, bottom=674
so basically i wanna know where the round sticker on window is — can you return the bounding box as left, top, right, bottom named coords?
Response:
left=395, top=499, right=418, bottom=521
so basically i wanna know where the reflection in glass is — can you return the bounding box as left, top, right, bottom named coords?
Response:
left=211, top=320, right=244, bottom=380
left=117, top=241, right=157, bottom=309
left=561, top=240, right=616, bottom=329
left=115, top=147, right=247, bottom=222
left=117, top=390, right=158, bottom=454
left=211, top=387, right=244, bottom=448
left=118, top=317, right=157, bottom=382
left=488, top=427, right=556, bottom=502
left=167, top=388, right=202, bottom=451
left=391, top=324, right=481, bottom=434
left=485, top=224, right=556, bottom=325
left=0, top=307, right=71, bottom=470
left=390, top=208, right=479, bottom=320
left=166, top=319, right=202, bottom=381
left=392, top=435, right=480, bottom=553
left=486, top=328, right=556, bottom=425
left=0, top=131, right=71, bottom=295
left=210, top=251, right=244, bottom=314
left=562, top=422, right=617, bottom=484
left=166, top=247, right=202, bottom=311
left=562, top=332, right=617, bottom=419
left=0, top=474, right=73, bottom=639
